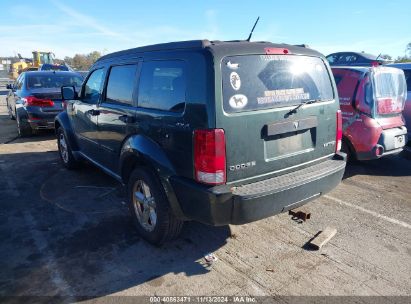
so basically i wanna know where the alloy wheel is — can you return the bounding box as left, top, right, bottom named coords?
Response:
left=132, top=180, right=157, bottom=232
left=59, top=133, right=69, bottom=163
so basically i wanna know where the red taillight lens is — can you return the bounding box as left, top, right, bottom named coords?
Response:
left=376, top=98, right=403, bottom=114
left=194, top=129, right=226, bottom=185
left=336, top=110, right=342, bottom=153
left=23, top=96, right=54, bottom=107
left=371, top=61, right=379, bottom=67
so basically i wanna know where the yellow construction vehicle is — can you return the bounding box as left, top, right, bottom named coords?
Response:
left=9, top=51, right=55, bottom=79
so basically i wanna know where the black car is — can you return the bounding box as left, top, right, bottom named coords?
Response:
left=6, top=71, right=83, bottom=136
left=56, top=40, right=346, bottom=245
left=326, top=52, right=391, bottom=66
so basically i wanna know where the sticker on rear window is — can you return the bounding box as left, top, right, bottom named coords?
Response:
left=257, top=88, right=310, bottom=105
left=230, top=72, right=241, bottom=91
left=229, top=94, right=248, bottom=109
left=226, top=61, right=239, bottom=70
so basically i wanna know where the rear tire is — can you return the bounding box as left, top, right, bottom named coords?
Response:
left=57, top=127, right=79, bottom=169
left=127, top=167, right=183, bottom=246
left=342, top=139, right=357, bottom=163
left=16, top=112, right=32, bottom=137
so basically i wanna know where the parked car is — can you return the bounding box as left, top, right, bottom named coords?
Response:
left=6, top=71, right=83, bottom=136
left=387, top=63, right=411, bottom=150
left=39, top=64, right=71, bottom=72
left=326, top=52, right=392, bottom=66
left=56, top=40, right=346, bottom=245
left=331, top=66, right=407, bottom=160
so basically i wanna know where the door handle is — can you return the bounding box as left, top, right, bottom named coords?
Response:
left=119, top=115, right=135, bottom=123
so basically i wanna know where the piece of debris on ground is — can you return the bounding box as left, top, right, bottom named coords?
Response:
left=309, top=227, right=337, bottom=250
left=204, top=253, right=218, bottom=265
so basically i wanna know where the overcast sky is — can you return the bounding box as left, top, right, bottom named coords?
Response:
left=0, top=0, right=410, bottom=59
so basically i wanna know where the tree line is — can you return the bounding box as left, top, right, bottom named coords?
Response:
left=55, top=51, right=102, bottom=71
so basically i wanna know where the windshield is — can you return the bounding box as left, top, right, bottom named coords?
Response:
left=222, top=55, right=334, bottom=113
left=27, top=74, right=83, bottom=89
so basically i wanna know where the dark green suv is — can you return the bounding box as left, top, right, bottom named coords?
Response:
left=56, top=40, right=346, bottom=245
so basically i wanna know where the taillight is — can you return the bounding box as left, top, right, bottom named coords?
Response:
left=376, top=98, right=403, bottom=114
left=23, top=96, right=54, bottom=107
left=371, top=61, right=379, bottom=67
left=194, top=129, right=226, bottom=185
left=336, top=110, right=342, bottom=153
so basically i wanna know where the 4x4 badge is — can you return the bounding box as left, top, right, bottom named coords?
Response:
left=293, top=121, right=299, bottom=129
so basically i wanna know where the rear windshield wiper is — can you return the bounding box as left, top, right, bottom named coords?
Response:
left=286, top=99, right=321, bottom=116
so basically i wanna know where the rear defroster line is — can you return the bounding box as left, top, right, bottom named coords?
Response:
left=324, top=195, right=411, bottom=229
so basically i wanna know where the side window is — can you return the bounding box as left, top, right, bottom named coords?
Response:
left=327, top=55, right=340, bottom=64
left=138, top=60, right=186, bottom=112
left=344, top=55, right=358, bottom=63
left=334, top=70, right=362, bottom=104
left=14, top=75, right=22, bottom=89
left=83, top=69, right=105, bottom=104
left=105, top=64, right=138, bottom=106
left=403, top=70, right=411, bottom=89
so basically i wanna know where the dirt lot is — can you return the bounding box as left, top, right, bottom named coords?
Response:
left=0, top=89, right=410, bottom=300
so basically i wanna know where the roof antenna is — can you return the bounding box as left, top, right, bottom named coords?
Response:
left=246, top=17, right=260, bottom=42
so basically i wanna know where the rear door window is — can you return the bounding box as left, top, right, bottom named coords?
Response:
left=105, top=64, right=138, bottom=106
left=222, top=55, right=334, bottom=113
left=138, top=61, right=186, bottom=112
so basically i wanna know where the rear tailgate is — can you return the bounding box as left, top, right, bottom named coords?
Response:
left=217, top=54, right=339, bottom=183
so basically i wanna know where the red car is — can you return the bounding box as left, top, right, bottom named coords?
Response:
left=332, top=66, right=407, bottom=160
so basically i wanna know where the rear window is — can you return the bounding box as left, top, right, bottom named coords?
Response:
left=40, top=64, right=69, bottom=71
left=372, top=67, right=406, bottom=115
left=27, top=74, right=83, bottom=89
left=373, top=70, right=406, bottom=98
left=222, top=55, right=334, bottom=113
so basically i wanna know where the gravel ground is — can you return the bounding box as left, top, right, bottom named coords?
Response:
left=0, top=90, right=410, bottom=301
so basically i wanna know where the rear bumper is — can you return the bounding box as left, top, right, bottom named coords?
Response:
left=170, top=153, right=346, bottom=226
left=356, top=126, right=407, bottom=160
left=26, top=110, right=62, bottom=130
left=28, top=119, right=55, bottom=130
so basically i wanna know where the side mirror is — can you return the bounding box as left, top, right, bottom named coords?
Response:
left=61, top=86, right=77, bottom=100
